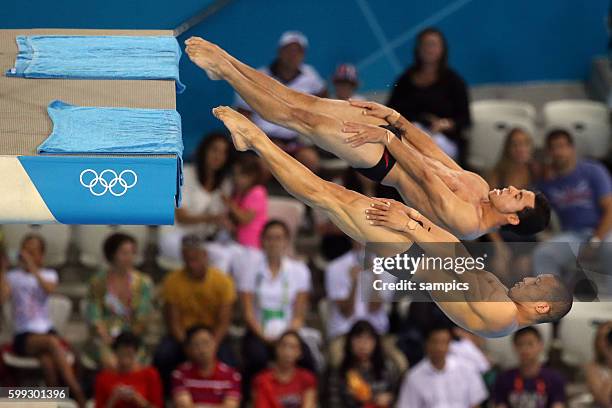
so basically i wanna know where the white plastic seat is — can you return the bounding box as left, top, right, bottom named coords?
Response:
left=77, top=225, right=149, bottom=268
left=558, top=302, right=612, bottom=366
left=267, top=197, right=306, bottom=239
left=543, top=100, right=610, bottom=159
left=467, top=100, right=537, bottom=171
left=2, top=294, right=75, bottom=369
left=1, top=224, right=71, bottom=267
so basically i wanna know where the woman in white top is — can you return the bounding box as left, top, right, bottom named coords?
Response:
left=0, top=234, right=86, bottom=407
left=160, top=132, right=234, bottom=261
left=238, top=219, right=314, bottom=399
left=585, top=321, right=612, bottom=407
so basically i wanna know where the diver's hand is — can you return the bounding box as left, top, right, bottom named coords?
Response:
left=365, top=199, right=423, bottom=233
left=348, top=100, right=401, bottom=125
left=343, top=121, right=393, bottom=147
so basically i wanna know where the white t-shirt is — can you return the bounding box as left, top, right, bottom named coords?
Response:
left=7, top=267, right=58, bottom=334
left=175, top=166, right=231, bottom=237
left=234, top=63, right=326, bottom=141
left=449, top=338, right=491, bottom=374
left=238, top=251, right=311, bottom=338
left=159, top=168, right=232, bottom=261
left=396, top=355, right=488, bottom=408
left=325, top=250, right=394, bottom=339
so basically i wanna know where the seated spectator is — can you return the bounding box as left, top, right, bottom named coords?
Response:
left=534, top=129, right=612, bottom=283
left=0, top=234, right=86, bottom=407
left=487, top=128, right=542, bottom=284
left=234, top=30, right=326, bottom=172
left=226, top=153, right=268, bottom=248
left=327, top=320, right=401, bottom=408
left=493, top=327, right=566, bottom=408
left=154, top=235, right=237, bottom=395
left=396, top=323, right=488, bottom=407
left=160, top=132, right=234, bottom=261
left=332, top=64, right=364, bottom=101
left=252, top=330, right=317, bottom=408
left=94, top=332, right=163, bottom=408
left=387, top=27, right=470, bottom=163
left=85, top=233, right=154, bottom=369
left=584, top=321, right=612, bottom=407
left=325, top=240, right=405, bottom=371
left=393, top=302, right=449, bottom=365
left=449, top=327, right=491, bottom=376
left=238, top=220, right=314, bottom=398
left=172, top=325, right=241, bottom=408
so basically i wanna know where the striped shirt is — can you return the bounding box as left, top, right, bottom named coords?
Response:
left=172, top=361, right=241, bottom=404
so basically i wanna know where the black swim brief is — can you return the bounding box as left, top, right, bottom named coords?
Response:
left=354, top=124, right=403, bottom=182
left=378, top=243, right=426, bottom=281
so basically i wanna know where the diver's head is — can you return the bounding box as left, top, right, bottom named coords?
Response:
left=509, top=274, right=572, bottom=324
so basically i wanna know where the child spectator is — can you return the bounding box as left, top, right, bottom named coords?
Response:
left=94, top=332, right=163, bottom=408
left=227, top=153, right=268, bottom=248
left=332, top=63, right=363, bottom=101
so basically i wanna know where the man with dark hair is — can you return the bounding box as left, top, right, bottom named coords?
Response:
left=534, top=129, right=612, bottom=283
left=184, top=37, right=550, bottom=241
left=153, top=235, right=237, bottom=395
left=210, top=105, right=571, bottom=339
left=397, top=323, right=488, bottom=407
left=493, top=326, right=566, bottom=408
left=172, top=324, right=241, bottom=408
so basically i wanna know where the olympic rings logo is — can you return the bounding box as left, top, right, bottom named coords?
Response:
left=79, top=169, right=138, bottom=197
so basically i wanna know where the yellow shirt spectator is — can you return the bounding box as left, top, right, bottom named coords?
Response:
left=161, top=267, right=236, bottom=330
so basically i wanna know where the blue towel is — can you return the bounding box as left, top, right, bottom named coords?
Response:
left=6, top=35, right=185, bottom=93
left=39, top=100, right=184, bottom=204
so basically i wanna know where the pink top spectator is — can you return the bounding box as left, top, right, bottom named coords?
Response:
left=233, top=185, right=268, bottom=247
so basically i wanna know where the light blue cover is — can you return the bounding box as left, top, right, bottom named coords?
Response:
left=6, top=35, right=185, bottom=93
left=19, top=156, right=177, bottom=225
left=38, top=100, right=184, bottom=205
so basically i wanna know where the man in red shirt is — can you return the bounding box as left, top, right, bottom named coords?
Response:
left=94, top=332, right=163, bottom=408
left=172, top=325, right=241, bottom=408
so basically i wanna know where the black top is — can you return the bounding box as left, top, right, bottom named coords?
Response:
left=387, top=68, right=471, bottom=143
left=326, top=361, right=401, bottom=408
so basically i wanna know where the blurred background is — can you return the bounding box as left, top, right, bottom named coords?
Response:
left=3, top=0, right=610, bottom=155
left=1, top=1, right=612, bottom=407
